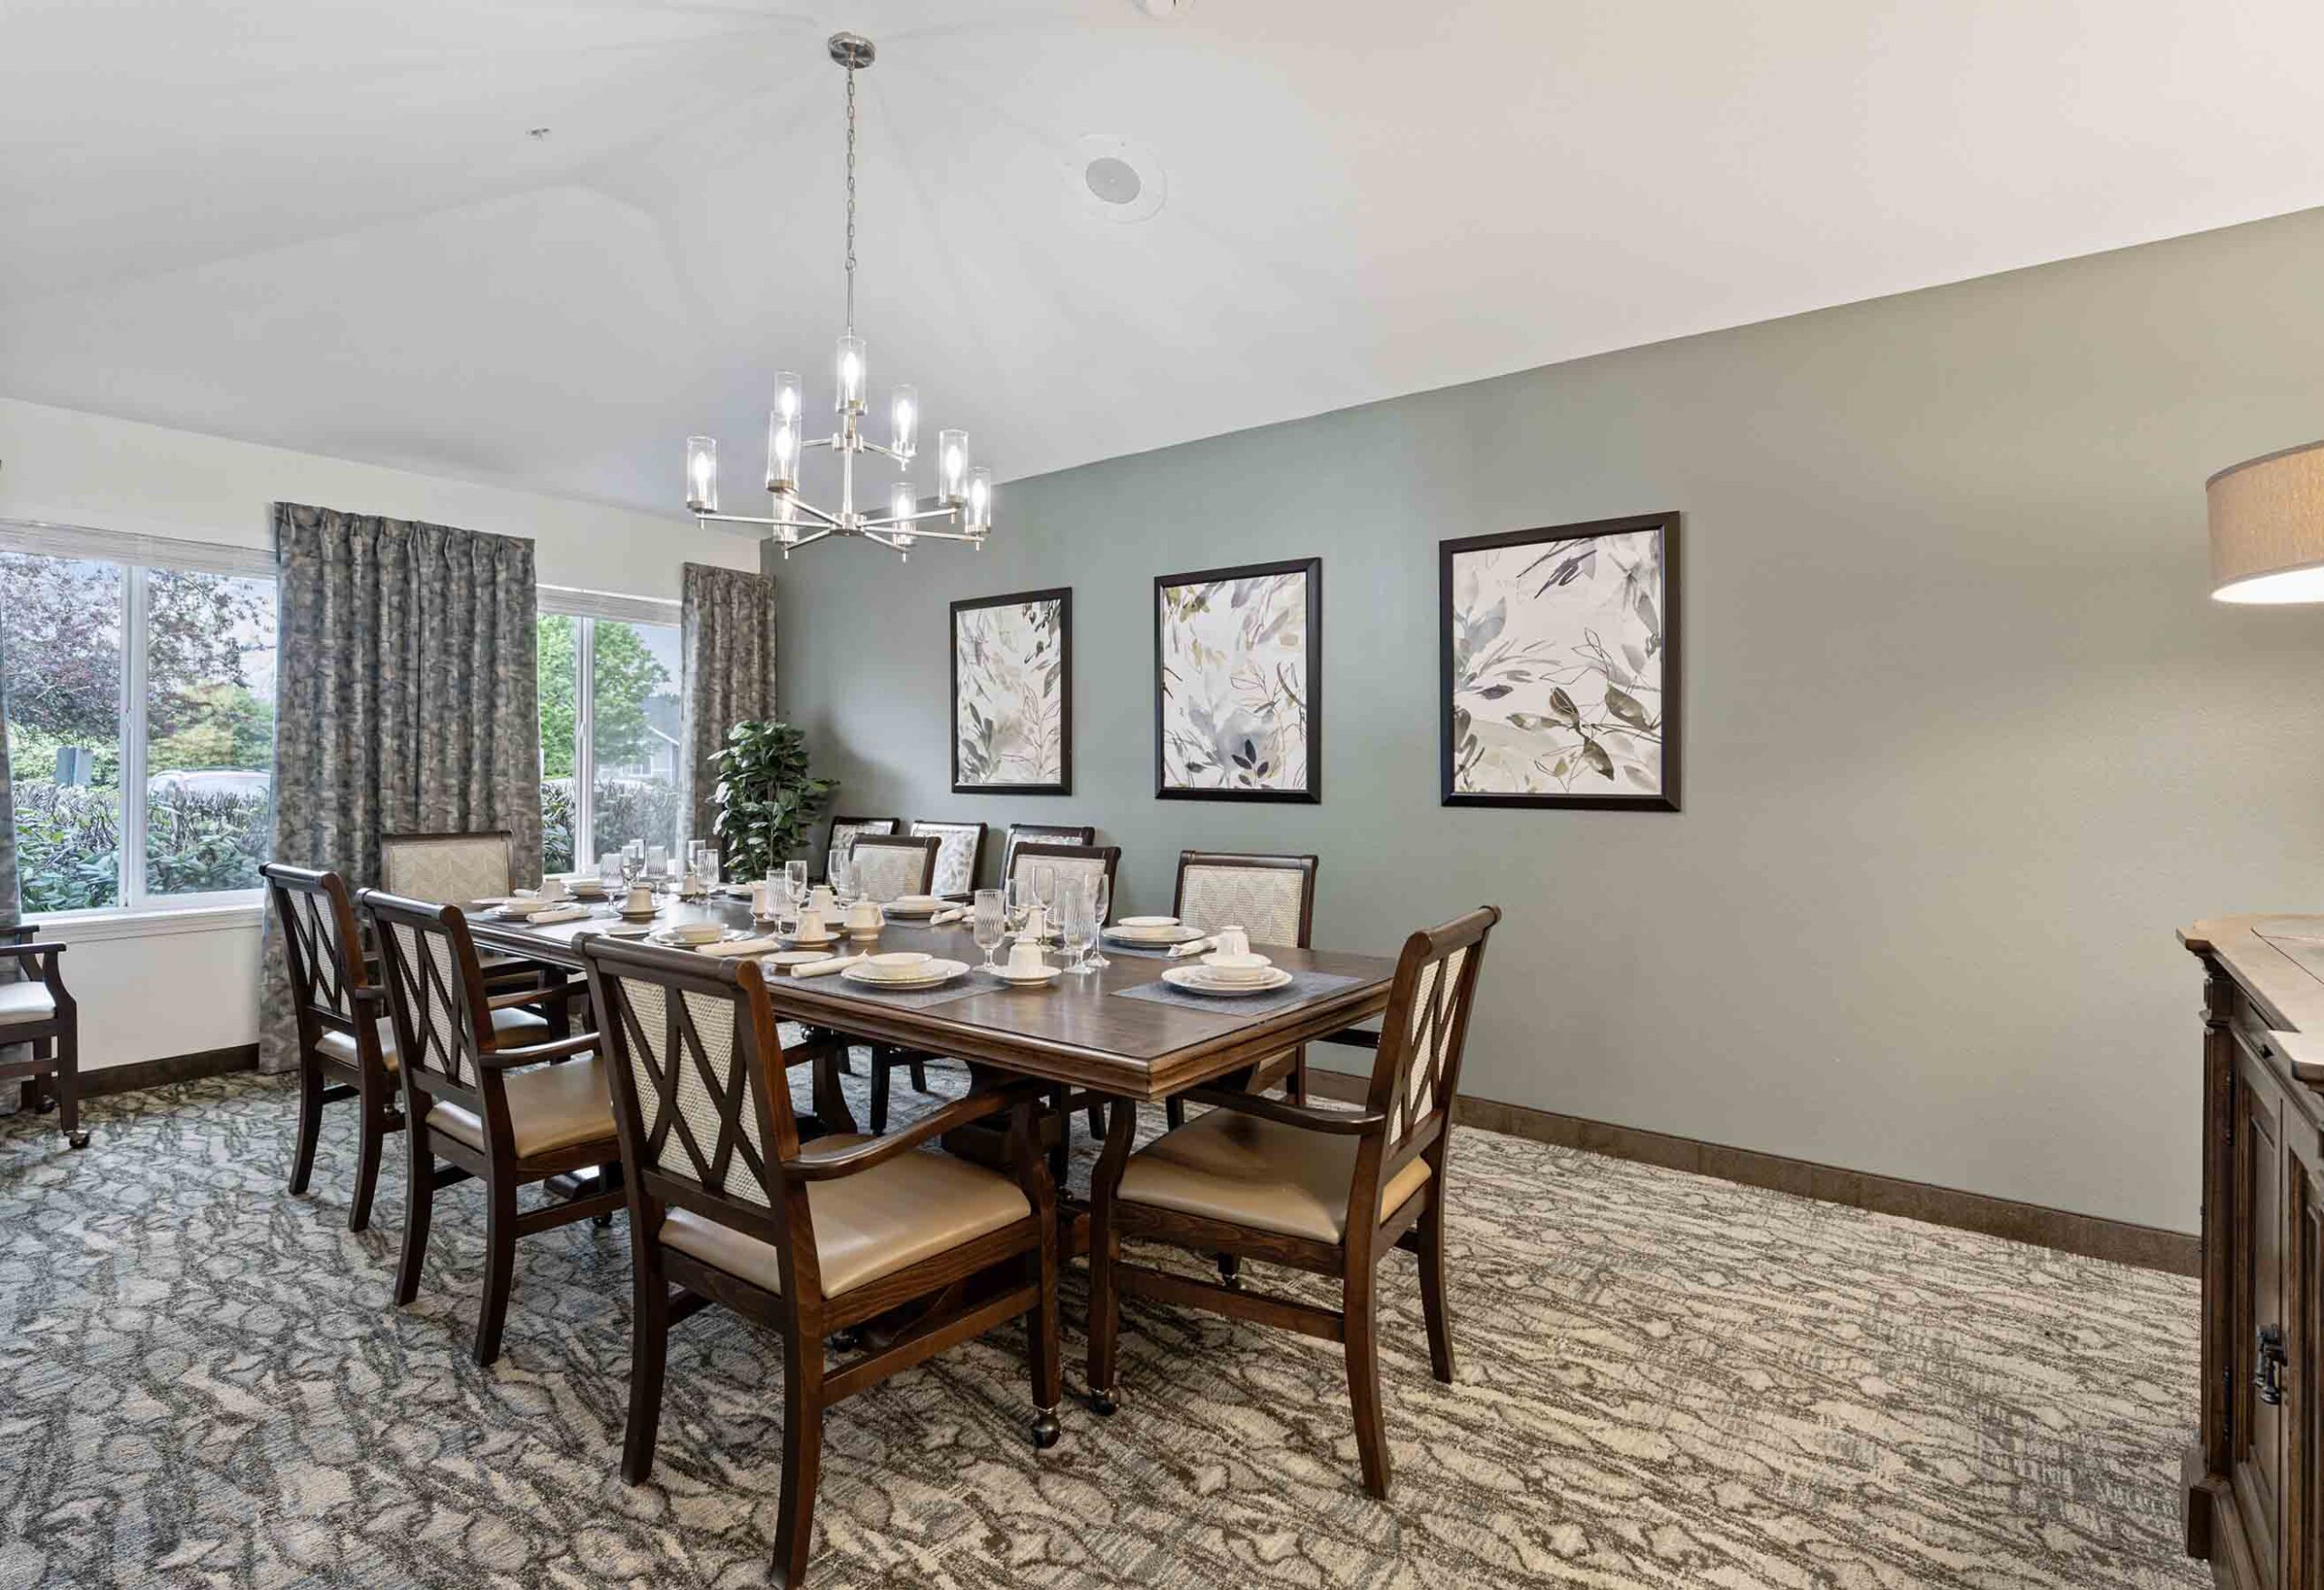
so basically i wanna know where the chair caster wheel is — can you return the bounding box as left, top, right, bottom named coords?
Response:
left=591, top=1212, right=614, bottom=1229
left=67, top=1131, right=90, bottom=1151
left=1086, top=1387, right=1118, bottom=1417
left=828, top=1328, right=862, bottom=1352
left=32, top=1097, right=57, bottom=1116
left=1030, top=1411, right=1061, bottom=1450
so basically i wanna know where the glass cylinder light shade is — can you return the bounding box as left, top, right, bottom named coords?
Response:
left=966, top=466, right=993, bottom=532
left=684, top=436, right=718, bottom=513
left=889, top=482, right=918, bottom=546
left=890, top=384, right=918, bottom=459
left=834, top=335, right=867, bottom=414
left=772, top=493, right=798, bottom=545
left=938, top=429, right=970, bottom=505
left=765, top=409, right=799, bottom=493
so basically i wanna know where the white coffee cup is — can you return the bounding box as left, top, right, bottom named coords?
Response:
left=537, top=875, right=566, bottom=903
left=809, top=884, right=838, bottom=916
left=1025, top=903, right=1049, bottom=942
left=1008, top=938, right=1047, bottom=974
left=846, top=900, right=881, bottom=934
left=624, top=884, right=656, bottom=914
left=1215, top=924, right=1251, bottom=958
left=796, top=906, right=826, bottom=940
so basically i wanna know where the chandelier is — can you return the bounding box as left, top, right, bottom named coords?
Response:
left=684, top=33, right=991, bottom=561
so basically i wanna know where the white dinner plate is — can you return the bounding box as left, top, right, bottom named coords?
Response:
left=602, top=923, right=654, bottom=939
left=615, top=907, right=661, bottom=922
left=989, top=963, right=1062, bottom=986
left=785, top=930, right=842, bottom=948
left=842, top=956, right=968, bottom=990
left=649, top=928, right=745, bottom=950
left=1105, top=923, right=1206, bottom=945
left=762, top=949, right=832, bottom=968
left=1161, top=965, right=1295, bottom=996
left=882, top=895, right=947, bottom=918
left=1118, top=915, right=1179, bottom=929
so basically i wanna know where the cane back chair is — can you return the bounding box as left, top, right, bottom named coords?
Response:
left=265, top=864, right=400, bottom=1230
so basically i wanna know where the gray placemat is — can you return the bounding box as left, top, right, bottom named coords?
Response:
left=1114, top=968, right=1362, bottom=1015
left=793, top=965, right=1008, bottom=1010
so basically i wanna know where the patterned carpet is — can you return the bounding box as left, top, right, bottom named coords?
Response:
left=0, top=1069, right=2202, bottom=1590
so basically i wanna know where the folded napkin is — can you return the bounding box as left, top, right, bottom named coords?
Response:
left=696, top=935, right=785, bottom=959
left=791, top=953, right=863, bottom=978
left=1167, top=936, right=1217, bottom=959
left=523, top=904, right=593, bottom=926
left=929, top=907, right=966, bottom=925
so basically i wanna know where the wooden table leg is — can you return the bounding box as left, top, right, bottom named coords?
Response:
left=1085, top=1096, right=1137, bottom=1415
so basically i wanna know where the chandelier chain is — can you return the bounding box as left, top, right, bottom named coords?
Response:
left=843, top=61, right=857, bottom=335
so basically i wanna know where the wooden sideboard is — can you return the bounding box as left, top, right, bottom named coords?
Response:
left=2182, top=915, right=2324, bottom=1590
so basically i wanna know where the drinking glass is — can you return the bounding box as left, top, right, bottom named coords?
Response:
left=971, top=887, right=1006, bottom=971
left=785, top=858, right=808, bottom=905
left=1032, top=864, right=1059, bottom=924
left=1083, top=873, right=1112, bottom=968
left=773, top=877, right=801, bottom=940
left=829, top=848, right=855, bottom=904
left=1007, top=875, right=1036, bottom=936
left=621, top=839, right=645, bottom=887
left=1059, top=886, right=1097, bottom=975
left=597, top=853, right=623, bottom=893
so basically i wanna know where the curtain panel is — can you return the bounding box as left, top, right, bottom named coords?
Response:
left=259, top=503, right=542, bottom=1072
left=677, top=562, right=780, bottom=852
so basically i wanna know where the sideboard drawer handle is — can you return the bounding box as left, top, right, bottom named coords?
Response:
left=2258, top=1325, right=2288, bottom=1407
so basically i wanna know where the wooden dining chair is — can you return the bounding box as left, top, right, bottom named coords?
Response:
left=820, top=815, right=895, bottom=883
left=1164, top=851, right=1320, bottom=1129
left=359, top=889, right=625, bottom=1366
left=265, top=864, right=403, bottom=1230
left=580, top=936, right=1063, bottom=1588
left=379, top=829, right=518, bottom=903
left=907, top=818, right=987, bottom=898
left=1086, top=906, right=1500, bottom=1498
left=0, top=925, right=84, bottom=1151
left=1000, top=822, right=1095, bottom=886
left=845, top=834, right=939, bottom=902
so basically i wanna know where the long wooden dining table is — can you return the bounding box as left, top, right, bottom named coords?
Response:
left=466, top=893, right=1398, bottom=1105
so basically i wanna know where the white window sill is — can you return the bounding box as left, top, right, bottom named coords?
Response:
left=28, top=902, right=264, bottom=942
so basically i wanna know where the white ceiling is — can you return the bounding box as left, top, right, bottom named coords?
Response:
left=6, top=0, right=2324, bottom=524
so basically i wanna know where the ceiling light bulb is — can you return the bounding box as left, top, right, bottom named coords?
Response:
left=685, top=436, right=718, bottom=514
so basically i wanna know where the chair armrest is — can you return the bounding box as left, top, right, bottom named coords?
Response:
left=0, top=923, right=36, bottom=943
left=778, top=1080, right=1049, bottom=1181
left=482, top=1032, right=601, bottom=1069
left=1314, top=1026, right=1379, bottom=1050
left=0, top=941, right=68, bottom=960
left=486, top=986, right=558, bottom=1012
left=350, top=984, right=384, bottom=1010
left=1177, top=1087, right=1386, bottom=1136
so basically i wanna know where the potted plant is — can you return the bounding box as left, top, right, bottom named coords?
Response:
left=710, top=720, right=834, bottom=880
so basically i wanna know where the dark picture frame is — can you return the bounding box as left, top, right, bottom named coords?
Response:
left=950, top=587, right=1072, bottom=795
left=1153, top=557, right=1323, bottom=804
left=1440, top=512, right=1679, bottom=811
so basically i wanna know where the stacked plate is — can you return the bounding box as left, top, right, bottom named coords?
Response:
left=841, top=952, right=970, bottom=991
left=881, top=894, right=948, bottom=919
left=1105, top=914, right=1207, bottom=948
left=1160, top=952, right=1294, bottom=997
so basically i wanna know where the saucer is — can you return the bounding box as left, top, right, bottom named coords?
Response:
left=785, top=931, right=841, bottom=948
left=601, top=923, right=653, bottom=939
left=1161, top=965, right=1294, bottom=996
left=615, top=907, right=661, bottom=922
left=990, top=963, right=1061, bottom=986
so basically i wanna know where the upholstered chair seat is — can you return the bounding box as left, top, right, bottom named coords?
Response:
left=659, top=1140, right=1031, bottom=1297
left=1118, top=1109, right=1433, bottom=1245
left=0, top=983, right=58, bottom=1027
left=424, top=1054, right=615, bottom=1159
left=314, top=1005, right=547, bottom=1072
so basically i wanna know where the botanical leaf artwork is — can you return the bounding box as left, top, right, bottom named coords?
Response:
left=954, top=597, right=1064, bottom=787
left=1158, top=568, right=1312, bottom=794
left=1449, top=528, right=1665, bottom=795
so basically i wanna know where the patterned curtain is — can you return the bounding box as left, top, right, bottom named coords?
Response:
left=677, top=562, right=779, bottom=851
left=0, top=622, right=22, bottom=1117
left=258, top=503, right=542, bottom=1073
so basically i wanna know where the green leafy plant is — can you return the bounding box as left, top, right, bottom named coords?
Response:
left=710, top=721, right=832, bottom=880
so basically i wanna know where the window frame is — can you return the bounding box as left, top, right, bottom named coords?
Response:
left=0, top=518, right=279, bottom=922
left=537, top=586, right=683, bottom=873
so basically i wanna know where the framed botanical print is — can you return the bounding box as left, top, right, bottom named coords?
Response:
left=1154, top=557, right=1321, bottom=803
left=1440, top=512, right=1679, bottom=810
left=951, top=587, right=1070, bottom=795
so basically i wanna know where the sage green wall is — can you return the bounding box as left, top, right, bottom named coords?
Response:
left=772, top=206, right=2324, bottom=1235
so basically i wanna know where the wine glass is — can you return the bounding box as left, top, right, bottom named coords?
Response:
left=785, top=858, right=808, bottom=906
left=1083, top=873, right=1112, bottom=968
left=1059, top=884, right=1097, bottom=975
left=829, top=847, right=855, bottom=905
left=1031, top=864, right=1059, bottom=930
left=621, top=839, right=645, bottom=887
left=597, top=852, right=623, bottom=894
left=1007, top=875, right=1036, bottom=937
left=972, top=887, right=1006, bottom=971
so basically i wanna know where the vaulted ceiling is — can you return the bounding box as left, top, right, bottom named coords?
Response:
left=6, top=0, right=2324, bottom=523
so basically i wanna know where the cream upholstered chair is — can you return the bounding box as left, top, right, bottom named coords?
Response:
left=580, top=936, right=1062, bottom=1588
left=359, top=890, right=623, bottom=1367
left=846, top=834, right=939, bottom=903
left=1087, top=906, right=1500, bottom=1498
left=1005, top=840, right=1119, bottom=905
left=0, top=926, right=83, bottom=1150
left=265, top=864, right=401, bottom=1230
left=908, top=819, right=987, bottom=898
left=1165, top=851, right=1319, bottom=1129
left=379, top=830, right=516, bottom=903
left=820, top=815, right=895, bottom=882
left=1000, top=823, right=1094, bottom=884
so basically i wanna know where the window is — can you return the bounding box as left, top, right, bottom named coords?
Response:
left=537, top=593, right=682, bottom=874
left=0, top=527, right=277, bottom=915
